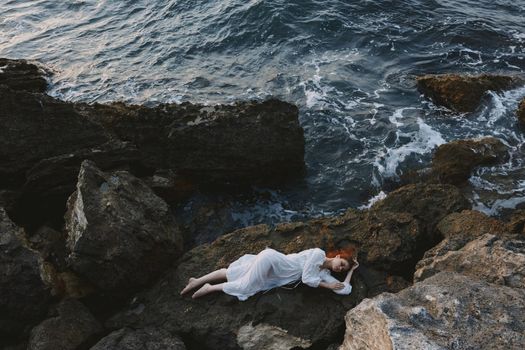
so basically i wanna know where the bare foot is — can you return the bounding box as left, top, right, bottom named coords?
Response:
left=192, top=283, right=212, bottom=299
left=180, top=277, right=199, bottom=295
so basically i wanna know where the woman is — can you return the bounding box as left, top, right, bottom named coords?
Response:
left=180, top=247, right=359, bottom=300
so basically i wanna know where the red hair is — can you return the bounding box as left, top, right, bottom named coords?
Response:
left=326, top=246, right=356, bottom=262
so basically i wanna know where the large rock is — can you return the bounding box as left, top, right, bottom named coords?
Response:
left=417, top=74, right=523, bottom=112
left=414, top=210, right=508, bottom=282
left=27, top=299, right=103, bottom=350
left=0, top=208, right=52, bottom=339
left=89, top=327, right=186, bottom=350
left=429, top=137, right=508, bottom=185
left=105, top=183, right=468, bottom=349
left=77, top=98, right=305, bottom=186
left=341, top=272, right=525, bottom=350
left=0, top=85, right=108, bottom=188
left=64, top=160, right=183, bottom=295
left=0, top=58, right=48, bottom=93
left=415, top=233, right=525, bottom=287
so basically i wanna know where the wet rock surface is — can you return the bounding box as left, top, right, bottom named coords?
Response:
left=341, top=272, right=525, bottom=350
left=0, top=208, right=52, bottom=340
left=65, top=160, right=183, bottom=295
left=105, top=183, right=468, bottom=349
left=0, top=58, right=48, bottom=93
left=417, top=73, right=523, bottom=112
left=89, top=327, right=186, bottom=350
left=429, top=137, right=508, bottom=185
left=27, top=299, right=103, bottom=350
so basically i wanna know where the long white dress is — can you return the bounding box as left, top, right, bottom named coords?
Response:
left=222, top=247, right=352, bottom=301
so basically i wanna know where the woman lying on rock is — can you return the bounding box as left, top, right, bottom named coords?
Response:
left=180, top=247, right=359, bottom=300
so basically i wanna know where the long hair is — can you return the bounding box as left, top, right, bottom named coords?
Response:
left=326, top=246, right=356, bottom=267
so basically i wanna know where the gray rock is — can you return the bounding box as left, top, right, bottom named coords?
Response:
left=65, top=160, right=183, bottom=295
left=341, top=272, right=525, bottom=350
left=90, top=327, right=186, bottom=350
left=28, top=299, right=103, bottom=350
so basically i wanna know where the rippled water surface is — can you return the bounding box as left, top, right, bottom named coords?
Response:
left=2, top=0, right=525, bottom=235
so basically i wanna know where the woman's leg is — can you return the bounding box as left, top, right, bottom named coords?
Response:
left=192, top=283, right=224, bottom=299
left=180, top=268, right=227, bottom=295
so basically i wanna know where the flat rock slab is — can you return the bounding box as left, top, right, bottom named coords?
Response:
left=341, top=272, right=525, bottom=350
left=89, top=327, right=186, bottom=350
left=65, top=160, right=183, bottom=295
left=417, top=74, right=523, bottom=112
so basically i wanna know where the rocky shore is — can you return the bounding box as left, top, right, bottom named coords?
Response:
left=1, top=58, right=524, bottom=349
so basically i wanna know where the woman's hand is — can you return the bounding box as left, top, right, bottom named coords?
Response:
left=329, top=282, right=345, bottom=290
left=351, top=257, right=359, bottom=271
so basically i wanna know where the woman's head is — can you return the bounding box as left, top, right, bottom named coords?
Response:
left=326, top=247, right=356, bottom=272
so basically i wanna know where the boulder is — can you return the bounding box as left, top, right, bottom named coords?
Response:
left=105, top=184, right=468, bottom=349
left=417, top=74, right=523, bottom=112
left=341, top=272, right=525, bottom=350
left=0, top=208, right=52, bottom=340
left=77, top=98, right=305, bottom=186
left=0, top=58, right=48, bottom=93
left=89, top=327, right=186, bottom=350
left=414, top=210, right=508, bottom=281
left=142, top=169, right=195, bottom=204
left=429, top=137, right=508, bottom=185
left=27, top=299, right=103, bottom=350
left=415, top=233, right=525, bottom=287
left=507, top=209, right=525, bottom=235
left=517, top=97, right=525, bottom=126
left=64, top=160, right=183, bottom=295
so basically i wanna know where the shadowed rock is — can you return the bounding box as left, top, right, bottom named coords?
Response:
left=417, top=74, right=523, bottom=112
left=0, top=208, right=52, bottom=340
left=89, top=327, right=186, bottom=350
left=0, top=58, right=48, bottom=93
left=105, top=183, right=468, bottom=349
left=64, top=160, right=183, bottom=295
left=77, top=98, right=305, bottom=186
left=341, top=272, right=525, bottom=350
left=28, top=299, right=103, bottom=350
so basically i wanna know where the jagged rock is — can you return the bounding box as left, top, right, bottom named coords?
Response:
left=105, top=184, right=467, bottom=349
left=27, top=226, right=68, bottom=270
left=415, top=233, right=525, bottom=287
left=417, top=74, right=523, bottom=112
left=341, top=272, right=525, bottom=350
left=517, top=97, right=525, bottom=126
left=429, top=137, right=508, bottom=185
left=0, top=208, right=53, bottom=340
left=77, top=98, right=305, bottom=186
left=414, top=210, right=507, bottom=281
left=89, top=327, right=186, bottom=350
left=0, top=58, right=48, bottom=93
left=64, top=160, right=183, bottom=295
left=27, top=299, right=103, bottom=350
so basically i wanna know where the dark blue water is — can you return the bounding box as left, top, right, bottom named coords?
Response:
left=2, top=0, right=525, bottom=237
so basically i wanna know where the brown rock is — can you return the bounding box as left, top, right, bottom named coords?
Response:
left=429, top=137, right=508, bottom=185
left=417, top=74, right=523, bottom=112
left=0, top=58, right=48, bottom=93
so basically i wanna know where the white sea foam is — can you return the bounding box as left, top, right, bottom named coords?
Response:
left=473, top=195, right=525, bottom=216
left=376, top=109, right=445, bottom=177
left=358, top=191, right=387, bottom=210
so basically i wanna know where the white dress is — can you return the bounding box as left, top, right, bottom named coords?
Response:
left=223, top=247, right=352, bottom=301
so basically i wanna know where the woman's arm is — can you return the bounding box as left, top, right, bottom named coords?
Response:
left=319, top=281, right=344, bottom=290
left=344, top=258, right=359, bottom=283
